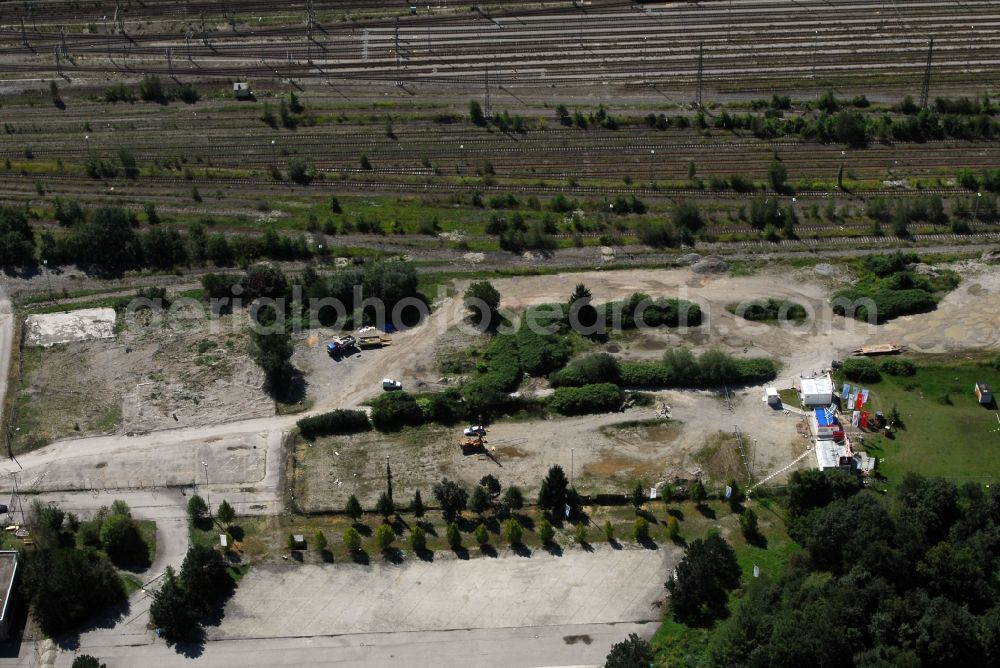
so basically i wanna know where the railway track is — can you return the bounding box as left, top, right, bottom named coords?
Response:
left=0, top=170, right=981, bottom=200
left=1, top=0, right=997, bottom=93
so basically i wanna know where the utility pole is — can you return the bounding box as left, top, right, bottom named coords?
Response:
left=362, top=28, right=369, bottom=61
left=114, top=0, right=126, bottom=35
left=54, top=46, right=62, bottom=76
left=20, top=17, right=28, bottom=48
left=696, top=41, right=704, bottom=109
left=919, top=37, right=934, bottom=109
left=306, top=0, right=316, bottom=63
left=166, top=48, right=173, bottom=78
left=484, top=64, right=492, bottom=119
left=60, top=28, right=69, bottom=58
left=394, top=18, right=401, bottom=85
left=202, top=461, right=211, bottom=513
left=306, top=0, right=316, bottom=33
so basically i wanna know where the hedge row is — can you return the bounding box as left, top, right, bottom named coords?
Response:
left=842, top=358, right=881, bottom=382
left=547, top=383, right=623, bottom=415
left=297, top=410, right=371, bottom=440
left=617, top=356, right=778, bottom=389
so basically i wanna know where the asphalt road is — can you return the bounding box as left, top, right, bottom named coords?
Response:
left=46, top=623, right=654, bottom=668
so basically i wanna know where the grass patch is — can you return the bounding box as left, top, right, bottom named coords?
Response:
left=276, top=398, right=315, bottom=416
left=777, top=388, right=799, bottom=407
left=137, top=519, right=157, bottom=565
left=120, top=573, right=143, bottom=596
left=650, top=498, right=798, bottom=666
left=844, top=357, right=1000, bottom=483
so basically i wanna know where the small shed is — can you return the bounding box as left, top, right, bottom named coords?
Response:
left=975, top=381, right=993, bottom=405
left=813, top=408, right=839, bottom=439
left=799, top=374, right=834, bottom=406
left=233, top=82, right=252, bottom=100
left=765, top=387, right=780, bottom=406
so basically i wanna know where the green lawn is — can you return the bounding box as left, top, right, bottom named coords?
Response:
left=137, top=519, right=158, bottom=565
left=121, top=573, right=143, bottom=596
left=650, top=498, right=798, bottom=667
left=843, top=358, right=1000, bottom=483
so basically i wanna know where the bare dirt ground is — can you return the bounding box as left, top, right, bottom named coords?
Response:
left=11, top=313, right=272, bottom=451
left=292, top=265, right=865, bottom=507
left=294, top=388, right=807, bottom=511
left=879, top=260, right=1000, bottom=355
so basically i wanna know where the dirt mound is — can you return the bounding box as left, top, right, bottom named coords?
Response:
left=691, top=256, right=729, bottom=274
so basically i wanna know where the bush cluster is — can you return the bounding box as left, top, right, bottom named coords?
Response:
left=549, top=353, right=621, bottom=387
left=728, top=298, right=808, bottom=322
left=547, top=383, right=623, bottom=415
left=833, top=252, right=955, bottom=323
left=599, top=293, right=703, bottom=329
left=879, top=358, right=916, bottom=376
left=618, top=350, right=777, bottom=389
left=370, top=392, right=424, bottom=431
left=297, top=410, right=371, bottom=440
left=842, top=357, right=881, bottom=382
left=555, top=350, right=779, bottom=390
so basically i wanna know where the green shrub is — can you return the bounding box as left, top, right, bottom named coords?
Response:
left=297, top=410, right=371, bottom=440
left=879, top=358, right=916, bottom=376
left=619, top=361, right=673, bottom=388
left=728, top=298, right=808, bottom=322
left=733, top=358, right=780, bottom=384
left=862, top=251, right=920, bottom=277
left=833, top=287, right=937, bottom=323
left=516, top=327, right=570, bottom=376
left=619, top=355, right=777, bottom=389
left=842, top=357, right=881, bottom=382
left=600, top=293, right=702, bottom=329
left=550, top=353, right=620, bottom=387
left=418, top=389, right=464, bottom=424
left=548, top=383, right=623, bottom=415
left=370, top=392, right=425, bottom=431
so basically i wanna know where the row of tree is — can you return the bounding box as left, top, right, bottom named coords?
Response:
left=0, top=204, right=317, bottom=272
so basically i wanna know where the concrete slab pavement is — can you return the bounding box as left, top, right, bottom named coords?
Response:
left=213, top=545, right=672, bottom=640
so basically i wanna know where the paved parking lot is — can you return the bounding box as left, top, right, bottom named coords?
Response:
left=212, top=545, right=674, bottom=640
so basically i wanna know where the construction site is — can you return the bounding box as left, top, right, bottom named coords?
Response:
left=0, top=0, right=999, bottom=665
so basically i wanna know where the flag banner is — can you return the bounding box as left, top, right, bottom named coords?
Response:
left=852, top=411, right=861, bottom=427
left=842, top=383, right=851, bottom=399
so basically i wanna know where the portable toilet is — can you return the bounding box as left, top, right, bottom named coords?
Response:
left=975, top=381, right=993, bottom=405
left=765, top=387, right=780, bottom=406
